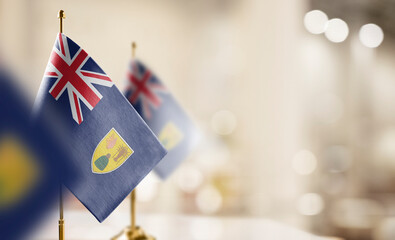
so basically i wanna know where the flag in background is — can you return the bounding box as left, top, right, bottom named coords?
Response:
left=0, top=67, right=70, bottom=240
left=125, top=59, right=200, bottom=179
left=33, top=33, right=167, bottom=222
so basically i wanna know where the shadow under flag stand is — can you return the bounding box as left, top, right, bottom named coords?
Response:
left=111, top=43, right=155, bottom=240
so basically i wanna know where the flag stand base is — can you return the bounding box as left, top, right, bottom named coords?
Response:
left=112, top=189, right=155, bottom=240
left=111, top=226, right=155, bottom=240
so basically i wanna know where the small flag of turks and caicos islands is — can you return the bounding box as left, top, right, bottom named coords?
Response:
left=33, top=33, right=167, bottom=222
left=125, top=59, right=200, bottom=179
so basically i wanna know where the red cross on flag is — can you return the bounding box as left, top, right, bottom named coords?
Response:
left=45, top=33, right=113, bottom=124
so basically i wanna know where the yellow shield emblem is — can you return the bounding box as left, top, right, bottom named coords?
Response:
left=0, top=135, right=40, bottom=208
left=92, top=128, right=134, bottom=174
left=158, top=122, right=184, bottom=150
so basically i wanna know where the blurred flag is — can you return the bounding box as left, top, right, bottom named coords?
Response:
left=33, top=33, right=167, bottom=222
left=125, top=59, right=199, bottom=179
left=0, top=68, right=67, bottom=240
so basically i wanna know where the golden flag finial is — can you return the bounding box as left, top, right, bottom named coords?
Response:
left=132, top=42, right=137, bottom=58
left=58, top=10, right=66, bottom=33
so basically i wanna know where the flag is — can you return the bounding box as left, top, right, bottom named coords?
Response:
left=125, top=59, right=199, bottom=179
left=33, top=33, right=167, bottom=222
left=0, top=67, right=70, bottom=240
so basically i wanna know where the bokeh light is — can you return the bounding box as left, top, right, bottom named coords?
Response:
left=325, top=18, right=349, bottom=43
left=323, top=145, right=353, bottom=173
left=297, top=193, right=324, bottom=216
left=292, top=150, right=317, bottom=175
left=211, top=110, right=237, bottom=135
left=176, top=164, right=203, bottom=193
left=304, top=10, right=328, bottom=34
left=322, top=174, right=346, bottom=195
left=195, top=139, right=230, bottom=171
left=196, top=185, right=222, bottom=214
left=359, top=24, right=384, bottom=48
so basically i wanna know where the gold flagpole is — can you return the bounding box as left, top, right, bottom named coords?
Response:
left=112, top=43, right=155, bottom=240
left=130, top=42, right=137, bottom=235
left=59, top=185, right=64, bottom=240
left=130, top=189, right=136, bottom=233
left=58, top=10, right=65, bottom=240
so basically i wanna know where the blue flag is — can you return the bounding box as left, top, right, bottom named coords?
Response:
left=0, top=68, right=69, bottom=240
left=33, top=34, right=167, bottom=222
left=124, top=59, right=200, bottom=179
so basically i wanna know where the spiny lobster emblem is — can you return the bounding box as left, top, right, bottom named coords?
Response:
left=113, top=144, right=131, bottom=164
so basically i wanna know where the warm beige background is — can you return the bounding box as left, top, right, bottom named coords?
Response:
left=2, top=1, right=395, bottom=239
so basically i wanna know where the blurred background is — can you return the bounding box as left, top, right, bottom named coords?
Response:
left=2, top=0, right=395, bottom=239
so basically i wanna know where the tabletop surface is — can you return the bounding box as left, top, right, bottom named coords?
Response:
left=30, top=209, right=341, bottom=240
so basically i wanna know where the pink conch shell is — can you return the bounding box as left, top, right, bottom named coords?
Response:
left=106, top=134, right=117, bottom=149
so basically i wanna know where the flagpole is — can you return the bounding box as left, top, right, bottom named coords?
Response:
left=112, top=42, right=155, bottom=240
left=130, top=189, right=136, bottom=233
left=59, top=185, right=64, bottom=240
left=58, top=9, right=65, bottom=240
left=130, top=41, right=137, bottom=234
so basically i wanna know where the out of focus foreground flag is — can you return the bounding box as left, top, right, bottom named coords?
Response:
left=0, top=68, right=67, bottom=240
left=125, top=59, right=199, bottom=179
left=33, top=33, right=167, bottom=222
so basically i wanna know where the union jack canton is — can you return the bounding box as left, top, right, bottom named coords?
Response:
left=44, top=33, right=114, bottom=124
left=125, top=61, right=167, bottom=119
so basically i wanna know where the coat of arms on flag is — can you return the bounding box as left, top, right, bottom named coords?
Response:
left=158, top=122, right=184, bottom=151
left=92, top=128, right=134, bottom=174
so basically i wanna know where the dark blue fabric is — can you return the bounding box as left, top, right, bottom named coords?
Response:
left=81, top=57, right=106, bottom=74
left=33, top=35, right=167, bottom=222
left=67, top=37, right=79, bottom=59
left=125, top=60, right=200, bottom=179
left=0, top=69, right=69, bottom=240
